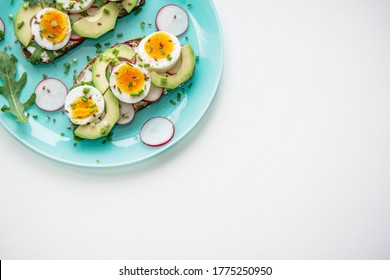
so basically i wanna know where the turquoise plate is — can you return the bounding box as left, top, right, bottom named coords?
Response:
left=0, top=0, right=223, bottom=167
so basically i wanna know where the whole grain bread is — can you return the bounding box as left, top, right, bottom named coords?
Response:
left=22, top=0, right=145, bottom=64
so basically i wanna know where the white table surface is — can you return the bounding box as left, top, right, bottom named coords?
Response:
left=1, top=0, right=390, bottom=259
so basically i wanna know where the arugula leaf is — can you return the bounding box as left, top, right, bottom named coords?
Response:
left=0, top=52, right=36, bottom=124
left=28, top=41, right=55, bottom=64
left=0, top=30, right=4, bottom=42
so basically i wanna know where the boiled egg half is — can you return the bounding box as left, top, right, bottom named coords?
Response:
left=65, top=85, right=105, bottom=125
left=109, top=63, right=151, bottom=104
left=56, top=0, right=94, bottom=13
left=137, top=31, right=181, bottom=73
left=31, top=8, right=71, bottom=51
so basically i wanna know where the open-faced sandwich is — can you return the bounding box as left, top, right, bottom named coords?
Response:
left=1, top=3, right=195, bottom=147
left=13, top=0, right=145, bottom=64
left=60, top=30, right=195, bottom=146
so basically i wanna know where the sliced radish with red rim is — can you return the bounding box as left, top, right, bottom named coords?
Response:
left=166, top=57, right=182, bottom=75
left=140, top=117, right=175, bottom=147
left=0, top=17, right=5, bottom=33
left=35, top=78, right=68, bottom=112
left=143, top=85, right=165, bottom=103
left=70, top=33, right=85, bottom=41
left=80, top=68, right=93, bottom=83
left=86, top=6, right=99, bottom=16
left=117, top=101, right=136, bottom=125
left=70, top=34, right=85, bottom=41
left=130, top=55, right=137, bottom=65
left=156, top=4, right=189, bottom=37
left=69, top=13, right=86, bottom=41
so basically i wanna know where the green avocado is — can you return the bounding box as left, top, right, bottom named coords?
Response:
left=72, top=2, right=119, bottom=39
left=13, top=4, right=42, bottom=47
left=150, top=44, right=195, bottom=89
left=92, top=44, right=136, bottom=93
left=74, top=90, right=120, bottom=140
left=122, top=0, right=139, bottom=13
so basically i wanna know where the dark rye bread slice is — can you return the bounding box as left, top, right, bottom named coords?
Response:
left=21, top=0, right=145, bottom=64
left=74, top=37, right=150, bottom=112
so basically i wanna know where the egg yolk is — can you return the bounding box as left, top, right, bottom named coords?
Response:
left=71, top=97, right=99, bottom=120
left=144, top=32, right=174, bottom=60
left=40, top=10, right=69, bottom=43
left=115, top=64, right=145, bottom=95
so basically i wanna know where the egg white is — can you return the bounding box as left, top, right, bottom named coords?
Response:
left=110, top=63, right=151, bottom=104
left=137, top=31, right=181, bottom=73
left=56, top=0, right=94, bottom=13
left=31, top=8, right=71, bottom=51
left=65, top=85, right=105, bottom=125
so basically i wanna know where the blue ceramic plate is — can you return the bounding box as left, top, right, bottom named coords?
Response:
left=0, top=0, right=223, bottom=167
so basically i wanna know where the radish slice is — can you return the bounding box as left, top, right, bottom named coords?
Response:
left=140, top=117, right=175, bottom=147
left=143, top=85, right=164, bottom=102
left=85, top=6, right=99, bottom=16
left=69, top=13, right=85, bottom=41
left=108, top=63, right=114, bottom=74
left=130, top=55, right=137, bottom=65
left=117, top=101, right=136, bottom=125
left=156, top=4, right=189, bottom=37
left=84, top=0, right=110, bottom=16
left=70, top=34, right=85, bottom=41
left=80, top=68, right=93, bottom=83
left=35, top=78, right=68, bottom=112
left=0, top=17, right=5, bottom=35
left=70, top=33, right=85, bottom=41
left=166, top=57, right=182, bottom=75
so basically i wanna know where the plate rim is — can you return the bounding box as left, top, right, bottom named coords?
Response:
left=0, top=0, right=224, bottom=168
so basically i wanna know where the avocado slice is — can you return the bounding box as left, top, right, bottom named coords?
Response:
left=150, top=44, right=195, bottom=89
left=122, top=0, right=138, bottom=13
left=74, top=90, right=120, bottom=140
left=72, top=2, right=119, bottom=39
left=13, top=4, right=42, bottom=47
left=92, top=45, right=136, bottom=93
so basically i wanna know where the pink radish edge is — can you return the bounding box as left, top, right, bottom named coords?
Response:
left=166, top=58, right=182, bottom=75
left=69, top=13, right=86, bottom=41
left=34, top=78, right=68, bottom=112
left=0, top=17, right=5, bottom=35
left=155, top=4, right=189, bottom=37
left=140, top=117, right=175, bottom=147
left=70, top=35, right=85, bottom=42
left=117, top=101, right=136, bottom=125
left=143, top=85, right=165, bottom=103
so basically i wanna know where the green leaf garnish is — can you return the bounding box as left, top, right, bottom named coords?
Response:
left=0, top=52, right=36, bottom=124
left=93, top=0, right=106, bottom=8
left=23, top=0, right=56, bottom=7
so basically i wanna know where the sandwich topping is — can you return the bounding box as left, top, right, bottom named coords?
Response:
left=31, top=8, right=71, bottom=50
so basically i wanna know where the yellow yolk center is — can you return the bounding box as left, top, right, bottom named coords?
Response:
left=40, top=10, right=69, bottom=43
left=144, top=32, right=174, bottom=60
left=71, top=97, right=98, bottom=119
left=116, top=64, right=145, bottom=94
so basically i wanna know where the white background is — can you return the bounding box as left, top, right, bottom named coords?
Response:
left=2, top=260, right=390, bottom=279
left=1, top=0, right=390, bottom=259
